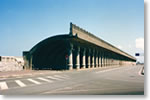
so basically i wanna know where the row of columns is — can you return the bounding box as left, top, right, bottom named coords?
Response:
left=67, top=44, right=125, bottom=70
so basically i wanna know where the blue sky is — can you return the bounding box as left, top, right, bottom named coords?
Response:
left=0, top=0, right=144, bottom=62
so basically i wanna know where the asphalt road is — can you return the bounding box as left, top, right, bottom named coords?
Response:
left=0, top=65, right=144, bottom=95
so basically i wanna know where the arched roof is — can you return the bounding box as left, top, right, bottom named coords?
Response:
left=29, top=34, right=71, bottom=54
left=28, top=33, right=136, bottom=62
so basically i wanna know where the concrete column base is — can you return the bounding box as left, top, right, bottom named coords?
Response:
left=82, top=65, right=86, bottom=69
left=87, top=65, right=90, bottom=68
left=96, top=64, right=99, bottom=68
left=98, top=64, right=101, bottom=67
left=92, top=65, right=95, bottom=68
left=76, top=65, right=80, bottom=70
left=68, top=65, right=73, bottom=70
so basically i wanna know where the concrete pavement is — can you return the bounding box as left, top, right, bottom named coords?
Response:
left=0, top=65, right=144, bottom=95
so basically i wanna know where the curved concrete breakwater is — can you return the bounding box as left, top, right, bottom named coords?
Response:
left=23, top=23, right=136, bottom=70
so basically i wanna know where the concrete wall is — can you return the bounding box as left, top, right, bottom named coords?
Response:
left=0, top=56, right=24, bottom=72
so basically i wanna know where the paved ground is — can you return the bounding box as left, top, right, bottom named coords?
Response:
left=0, top=65, right=144, bottom=95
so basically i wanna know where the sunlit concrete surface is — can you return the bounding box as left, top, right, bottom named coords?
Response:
left=0, top=65, right=144, bottom=95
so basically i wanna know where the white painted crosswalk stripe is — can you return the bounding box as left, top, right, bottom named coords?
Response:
left=0, top=75, right=70, bottom=90
left=27, top=79, right=41, bottom=84
left=47, top=76, right=62, bottom=80
left=54, top=75, right=69, bottom=79
left=15, top=80, right=26, bottom=87
left=0, top=82, right=8, bottom=90
left=37, top=77, right=53, bottom=83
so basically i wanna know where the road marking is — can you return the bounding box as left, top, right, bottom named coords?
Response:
left=37, top=77, right=53, bottom=83
left=27, top=79, right=41, bottom=84
left=0, top=82, right=8, bottom=90
left=95, top=67, right=121, bottom=74
left=47, top=76, right=62, bottom=81
left=138, top=67, right=144, bottom=76
left=53, top=75, right=69, bottom=79
left=15, top=80, right=26, bottom=87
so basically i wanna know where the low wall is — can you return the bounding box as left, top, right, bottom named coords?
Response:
left=0, top=56, right=24, bottom=72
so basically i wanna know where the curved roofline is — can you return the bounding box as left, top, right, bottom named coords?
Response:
left=30, top=34, right=69, bottom=53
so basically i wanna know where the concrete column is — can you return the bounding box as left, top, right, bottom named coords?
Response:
left=116, top=59, right=118, bottom=65
left=113, top=59, right=115, bottom=65
left=82, top=48, right=86, bottom=69
left=108, top=58, right=110, bottom=66
left=76, top=47, right=80, bottom=69
left=92, top=50, right=95, bottom=68
left=110, top=59, right=112, bottom=66
left=109, top=53, right=112, bottom=66
left=114, top=59, right=117, bottom=65
left=113, top=59, right=116, bottom=65
left=104, top=57, right=106, bottom=67
left=101, top=55, right=104, bottom=67
left=110, top=58, right=112, bottom=66
left=112, top=59, right=115, bottom=66
left=99, top=54, right=101, bottom=67
left=110, top=58, right=113, bottom=66
left=87, top=49, right=91, bottom=68
left=119, top=60, right=121, bottom=65
left=109, top=54, right=112, bottom=66
left=68, top=45, right=73, bottom=70
left=117, top=60, right=119, bottom=65
left=96, top=52, right=98, bottom=68
left=68, top=51, right=73, bottom=70
left=102, top=55, right=105, bottom=67
left=97, top=54, right=99, bottom=67
left=105, top=57, right=107, bottom=67
left=107, top=58, right=109, bottom=66
left=94, top=53, right=96, bottom=68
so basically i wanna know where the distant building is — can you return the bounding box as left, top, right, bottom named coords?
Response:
left=0, top=56, right=24, bottom=71
left=23, top=23, right=136, bottom=70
